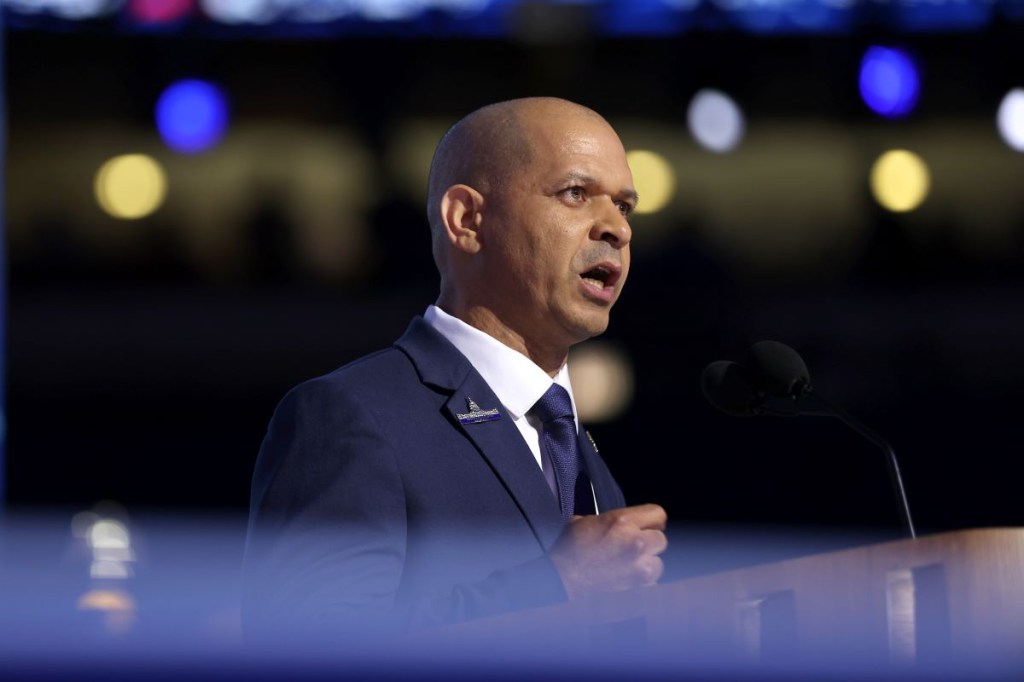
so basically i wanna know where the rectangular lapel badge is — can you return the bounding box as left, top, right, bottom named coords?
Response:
left=457, top=397, right=502, bottom=425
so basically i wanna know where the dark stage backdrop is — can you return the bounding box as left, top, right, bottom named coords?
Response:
left=5, top=21, right=1024, bottom=559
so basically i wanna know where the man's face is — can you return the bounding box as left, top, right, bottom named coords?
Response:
left=481, top=110, right=636, bottom=354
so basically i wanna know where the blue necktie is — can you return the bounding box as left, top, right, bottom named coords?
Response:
left=532, top=384, right=583, bottom=520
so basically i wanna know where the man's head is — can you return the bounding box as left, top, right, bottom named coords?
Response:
left=427, top=97, right=636, bottom=374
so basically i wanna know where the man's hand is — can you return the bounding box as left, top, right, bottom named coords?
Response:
left=548, top=504, right=668, bottom=600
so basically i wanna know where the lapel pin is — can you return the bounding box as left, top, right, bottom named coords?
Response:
left=457, top=396, right=502, bottom=425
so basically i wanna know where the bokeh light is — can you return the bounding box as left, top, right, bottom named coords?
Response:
left=91, top=560, right=133, bottom=579
left=77, top=589, right=135, bottom=611
left=359, top=0, right=429, bottom=20
left=568, top=341, right=634, bottom=423
left=77, top=589, right=137, bottom=633
left=155, top=79, right=229, bottom=153
left=625, top=149, right=675, bottom=215
left=859, top=46, right=920, bottom=118
left=687, top=88, right=745, bottom=153
left=94, top=154, right=168, bottom=220
left=199, top=0, right=277, bottom=23
left=870, top=149, right=931, bottom=213
left=128, top=0, right=194, bottom=22
left=87, top=519, right=130, bottom=549
left=996, top=88, right=1024, bottom=152
left=4, top=0, right=118, bottom=19
left=84, top=514, right=136, bottom=579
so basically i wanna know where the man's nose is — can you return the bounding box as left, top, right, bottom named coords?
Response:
left=591, top=198, right=632, bottom=248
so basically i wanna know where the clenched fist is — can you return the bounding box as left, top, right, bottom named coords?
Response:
left=548, top=503, right=668, bottom=600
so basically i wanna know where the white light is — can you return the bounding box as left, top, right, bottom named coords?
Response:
left=54, top=0, right=116, bottom=17
left=200, top=0, right=279, bottom=23
left=90, top=560, right=133, bottom=579
left=94, top=546, right=136, bottom=562
left=196, top=0, right=488, bottom=22
left=88, top=519, right=131, bottom=550
left=688, top=88, right=746, bottom=153
left=997, top=88, right=1024, bottom=152
left=354, top=0, right=425, bottom=20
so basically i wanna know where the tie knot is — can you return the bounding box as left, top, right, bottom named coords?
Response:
left=531, top=383, right=574, bottom=424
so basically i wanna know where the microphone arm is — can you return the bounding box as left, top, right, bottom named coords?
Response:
left=795, top=388, right=917, bottom=540
left=703, top=345, right=918, bottom=539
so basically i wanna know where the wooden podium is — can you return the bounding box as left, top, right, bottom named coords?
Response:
left=417, top=528, right=1024, bottom=677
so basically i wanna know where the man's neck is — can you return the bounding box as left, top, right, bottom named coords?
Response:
left=434, top=301, right=567, bottom=378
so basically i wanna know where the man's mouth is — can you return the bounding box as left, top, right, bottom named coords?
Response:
left=579, top=263, right=621, bottom=289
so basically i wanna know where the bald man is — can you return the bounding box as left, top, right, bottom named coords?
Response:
left=242, top=98, right=668, bottom=642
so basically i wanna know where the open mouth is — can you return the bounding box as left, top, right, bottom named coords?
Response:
left=580, top=263, right=620, bottom=289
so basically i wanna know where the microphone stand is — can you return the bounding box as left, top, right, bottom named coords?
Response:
left=795, top=390, right=917, bottom=540
left=707, top=342, right=918, bottom=540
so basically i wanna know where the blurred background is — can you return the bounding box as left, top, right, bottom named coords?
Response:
left=3, top=0, right=1024, bottom=663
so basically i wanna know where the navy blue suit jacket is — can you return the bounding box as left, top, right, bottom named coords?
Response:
left=242, top=316, right=627, bottom=639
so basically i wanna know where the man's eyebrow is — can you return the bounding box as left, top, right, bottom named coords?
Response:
left=560, top=170, right=597, bottom=186
left=619, top=188, right=640, bottom=205
left=560, top=171, right=639, bottom=204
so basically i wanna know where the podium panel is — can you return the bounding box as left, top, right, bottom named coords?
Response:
left=416, top=528, right=1024, bottom=679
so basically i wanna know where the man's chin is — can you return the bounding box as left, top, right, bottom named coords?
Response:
left=566, top=312, right=611, bottom=344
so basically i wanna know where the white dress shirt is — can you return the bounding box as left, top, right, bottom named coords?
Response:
left=424, top=305, right=598, bottom=511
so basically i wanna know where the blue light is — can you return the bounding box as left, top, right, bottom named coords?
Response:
left=4, top=0, right=1024, bottom=36
left=155, top=79, right=228, bottom=153
left=859, top=47, right=920, bottom=119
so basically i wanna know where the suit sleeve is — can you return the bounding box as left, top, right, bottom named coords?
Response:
left=241, top=377, right=568, bottom=643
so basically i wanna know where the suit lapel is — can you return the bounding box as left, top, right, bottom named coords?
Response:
left=443, top=386, right=565, bottom=549
left=578, top=427, right=622, bottom=513
left=395, top=318, right=566, bottom=550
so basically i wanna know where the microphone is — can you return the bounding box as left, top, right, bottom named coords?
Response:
left=701, top=341, right=917, bottom=539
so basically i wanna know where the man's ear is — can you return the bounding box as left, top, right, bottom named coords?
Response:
left=439, top=185, right=485, bottom=255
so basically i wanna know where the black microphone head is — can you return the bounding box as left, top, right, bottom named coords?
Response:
left=746, top=340, right=811, bottom=398
left=701, top=360, right=760, bottom=416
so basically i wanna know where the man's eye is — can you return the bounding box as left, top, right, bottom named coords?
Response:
left=564, top=187, right=585, bottom=201
left=616, top=202, right=633, bottom=216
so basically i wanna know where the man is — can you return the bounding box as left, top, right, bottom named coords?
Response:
left=242, top=97, right=668, bottom=642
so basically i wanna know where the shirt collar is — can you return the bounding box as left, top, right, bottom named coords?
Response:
left=424, top=305, right=577, bottom=422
